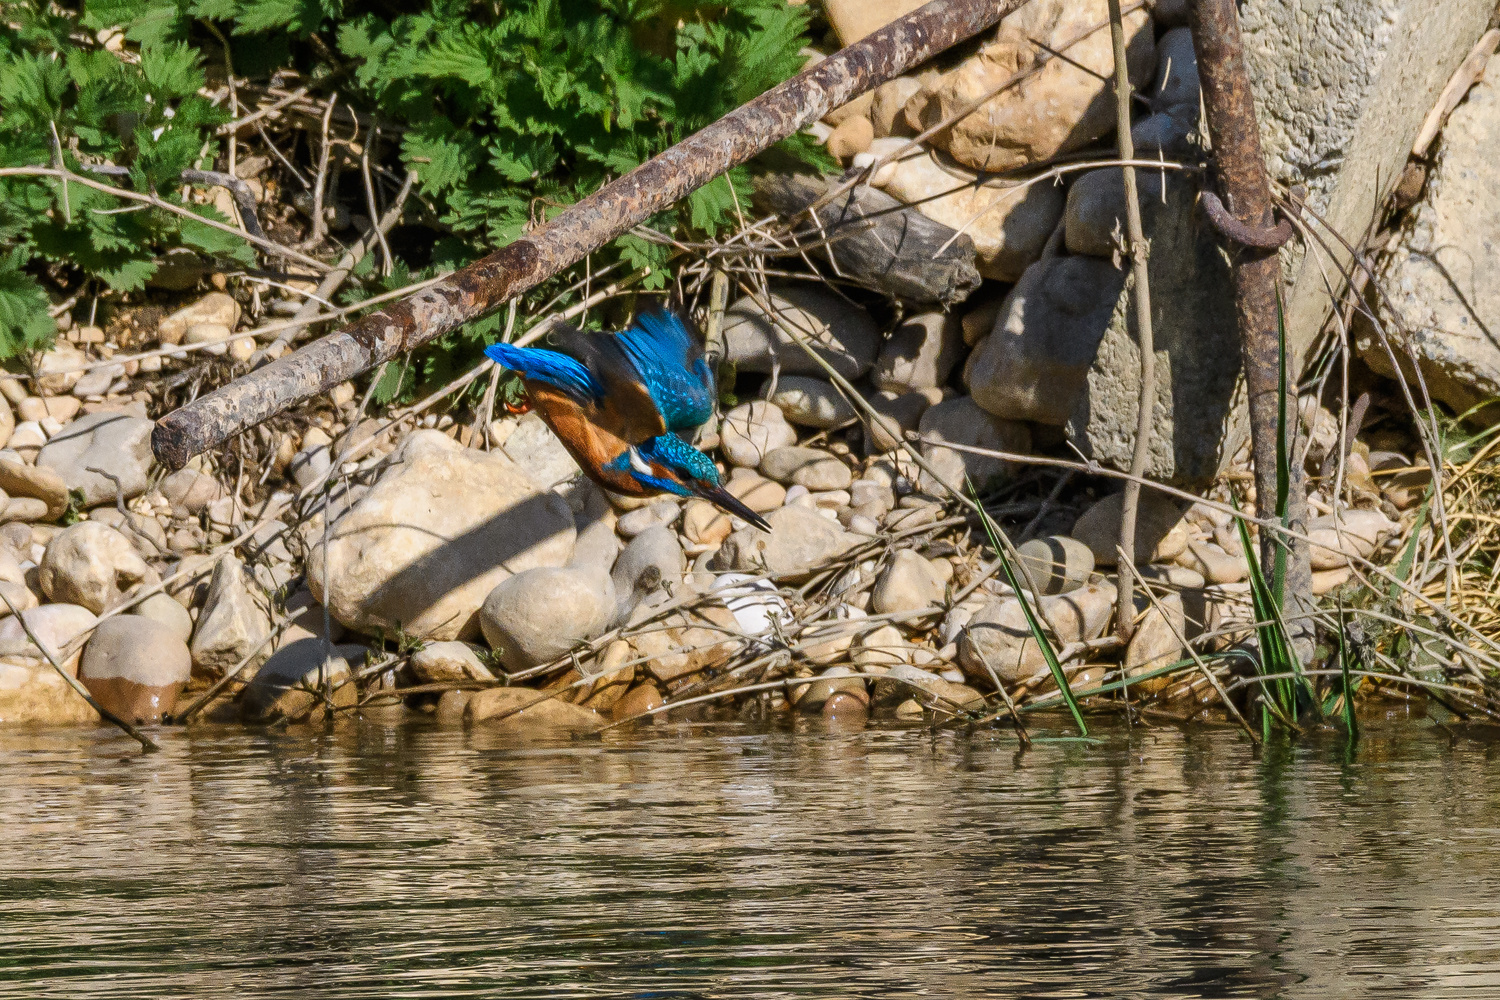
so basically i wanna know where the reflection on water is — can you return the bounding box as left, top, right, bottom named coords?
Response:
left=2, top=718, right=1499, bottom=998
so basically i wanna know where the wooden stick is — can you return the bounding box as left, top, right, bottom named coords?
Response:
left=150, top=0, right=1031, bottom=470
left=1107, top=0, right=1156, bottom=643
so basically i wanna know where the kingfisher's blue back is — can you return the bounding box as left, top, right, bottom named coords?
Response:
left=484, top=309, right=713, bottom=440
left=483, top=310, right=769, bottom=531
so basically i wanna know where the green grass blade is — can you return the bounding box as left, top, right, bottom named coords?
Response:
left=1233, top=501, right=1300, bottom=722
left=968, top=480, right=1087, bottom=737
left=1388, top=499, right=1429, bottom=601
left=1337, top=609, right=1360, bottom=741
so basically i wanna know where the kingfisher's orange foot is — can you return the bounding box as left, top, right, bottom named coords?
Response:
left=503, top=399, right=532, bottom=415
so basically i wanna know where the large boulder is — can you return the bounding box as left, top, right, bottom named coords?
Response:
left=1064, top=178, right=1245, bottom=485
left=1364, top=53, right=1500, bottom=419
left=1242, top=0, right=1495, bottom=366
left=307, top=434, right=576, bottom=641
left=713, top=504, right=858, bottom=581
left=189, top=554, right=271, bottom=678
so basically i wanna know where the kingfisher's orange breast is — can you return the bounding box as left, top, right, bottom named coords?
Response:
left=528, top=385, right=653, bottom=497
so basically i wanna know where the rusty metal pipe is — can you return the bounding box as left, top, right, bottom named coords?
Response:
left=1188, top=0, right=1313, bottom=634
left=152, top=0, right=1030, bottom=469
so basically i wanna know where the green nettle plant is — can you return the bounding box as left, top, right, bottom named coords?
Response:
left=0, top=0, right=829, bottom=361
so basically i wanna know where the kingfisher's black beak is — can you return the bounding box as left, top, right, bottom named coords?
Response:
left=695, top=483, right=771, bottom=532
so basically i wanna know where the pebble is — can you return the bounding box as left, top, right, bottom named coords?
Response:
left=916, top=396, right=1032, bottom=495
left=289, top=445, right=331, bottom=489
left=821, top=691, right=868, bottom=722
left=1124, top=593, right=1186, bottom=694
left=7, top=421, right=46, bottom=458
left=826, top=114, right=874, bottom=160
left=720, top=284, right=881, bottom=380
left=612, top=525, right=685, bottom=606
left=616, top=499, right=680, bottom=538
left=36, top=411, right=155, bottom=506
left=183, top=322, right=232, bottom=355
left=1135, top=564, right=1206, bottom=590
left=958, top=581, right=1117, bottom=685
left=720, top=401, right=798, bottom=468
left=0, top=396, right=11, bottom=451
left=871, top=662, right=985, bottom=711
left=240, top=638, right=363, bottom=723
left=767, top=376, right=857, bottom=429
left=714, top=504, right=858, bottom=581
left=189, top=555, right=272, bottom=678
left=872, top=312, right=964, bottom=393
left=157, top=292, right=241, bottom=345
left=410, top=640, right=496, bottom=684
left=159, top=468, right=224, bottom=515
left=17, top=396, right=80, bottom=423
left=1014, top=535, right=1094, bottom=595
left=871, top=549, right=947, bottom=615
left=72, top=365, right=122, bottom=398
left=865, top=389, right=937, bottom=453
left=791, top=666, right=868, bottom=711
left=0, top=603, right=98, bottom=672
left=1307, top=509, right=1396, bottom=570
left=36, top=345, right=87, bottom=395
left=852, top=623, right=910, bottom=669
left=1070, top=491, right=1190, bottom=566
left=480, top=565, right=616, bottom=670
left=465, top=687, right=606, bottom=735
left=1312, top=567, right=1354, bottom=595
left=761, top=446, right=853, bottom=492
left=0, top=497, right=49, bottom=523
left=1174, top=539, right=1247, bottom=584
left=894, top=698, right=926, bottom=719
left=681, top=499, right=732, bottom=550
left=38, top=522, right=155, bottom=614
left=79, top=616, right=192, bottom=724
left=725, top=468, right=788, bottom=514
left=611, top=681, right=664, bottom=722
left=90, top=507, right=168, bottom=556
left=131, top=591, right=195, bottom=643
left=712, top=573, right=789, bottom=636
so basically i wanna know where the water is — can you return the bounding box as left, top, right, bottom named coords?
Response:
left=3, top=717, right=1499, bottom=999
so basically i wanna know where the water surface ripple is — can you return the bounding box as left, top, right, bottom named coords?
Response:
left=2, top=720, right=1498, bottom=998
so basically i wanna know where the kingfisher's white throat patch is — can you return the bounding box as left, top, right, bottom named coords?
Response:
left=626, top=446, right=653, bottom=478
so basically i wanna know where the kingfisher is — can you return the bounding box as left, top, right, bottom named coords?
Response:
left=484, top=309, right=771, bottom=531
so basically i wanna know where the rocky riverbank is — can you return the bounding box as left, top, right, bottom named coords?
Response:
left=3, top=0, right=1496, bottom=738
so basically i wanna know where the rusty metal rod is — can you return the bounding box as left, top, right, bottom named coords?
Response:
left=1188, top=0, right=1312, bottom=637
left=152, top=0, right=1029, bottom=469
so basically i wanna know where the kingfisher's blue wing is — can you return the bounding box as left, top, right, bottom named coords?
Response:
left=611, top=310, right=716, bottom=432
left=484, top=342, right=602, bottom=404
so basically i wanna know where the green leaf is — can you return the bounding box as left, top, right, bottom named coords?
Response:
left=969, top=478, right=1087, bottom=737
left=0, top=251, right=56, bottom=359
